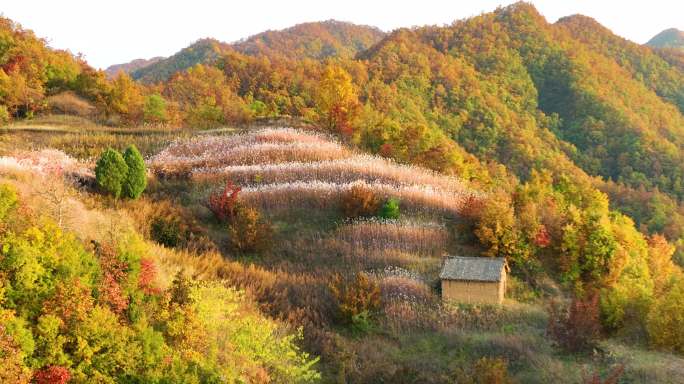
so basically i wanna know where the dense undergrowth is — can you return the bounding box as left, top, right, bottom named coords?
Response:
left=0, top=150, right=319, bottom=383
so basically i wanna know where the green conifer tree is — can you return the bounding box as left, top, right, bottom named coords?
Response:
left=95, top=148, right=128, bottom=198
left=122, top=145, right=147, bottom=199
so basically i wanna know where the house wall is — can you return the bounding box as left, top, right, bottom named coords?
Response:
left=441, top=277, right=504, bottom=305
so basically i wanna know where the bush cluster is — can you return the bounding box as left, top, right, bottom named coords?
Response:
left=329, top=272, right=381, bottom=330
left=207, top=180, right=242, bottom=222
left=0, top=188, right=319, bottom=383
left=150, top=216, right=182, bottom=247
left=95, top=145, right=147, bottom=199
left=547, top=293, right=602, bottom=353
left=341, top=184, right=401, bottom=220
left=0, top=183, right=18, bottom=221
left=206, top=180, right=273, bottom=254
left=227, top=206, right=273, bottom=254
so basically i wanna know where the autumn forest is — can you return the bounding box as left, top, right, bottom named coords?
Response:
left=1, top=2, right=684, bottom=383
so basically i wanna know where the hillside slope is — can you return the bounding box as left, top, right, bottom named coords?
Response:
left=0, top=147, right=320, bottom=383
left=145, top=127, right=684, bottom=382
left=3, top=122, right=684, bottom=382
left=4, top=4, right=684, bottom=382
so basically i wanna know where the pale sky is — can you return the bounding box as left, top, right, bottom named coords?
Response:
left=3, top=0, right=683, bottom=69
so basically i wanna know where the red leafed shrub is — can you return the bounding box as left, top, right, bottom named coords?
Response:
left=340, top=184, right=381, bottom=219
left=100, top=274, right=129, bottom=314
left=138, top=258, right=160, bottom=295
left=97, top=244, right=130, bottom=314
left=97, top=244, right=129, bottom=282
left=459, top=194, right=486, bottom=221
left=330, top=104, right=354, bottom=137
left=33, top=366, right=70, bottom=384
left=547, top=293, right=602, bottom=353
left=533, top=225, right=551, bottom=248
left=208, top=180, right=241, bottom=222
left=42, top=279, right=94, bottom=328
left=379, top=143, right=394, bottom=158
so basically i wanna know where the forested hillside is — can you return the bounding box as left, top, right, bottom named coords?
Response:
left=130, top=38, right=231, bottom=83
left=232, top=20, right=385, bottom=60
left=2, top=2, right=684, bottom=382
left=125, top=20, right=384, bottom=83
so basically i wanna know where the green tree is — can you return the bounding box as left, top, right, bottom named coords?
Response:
left=95, top=148, right=129, bottom=198
left=143, top=93, right=168, bottom=123
left=379, top=198, right=400, bottom=220
left=122, top=145, right=147, bottom=199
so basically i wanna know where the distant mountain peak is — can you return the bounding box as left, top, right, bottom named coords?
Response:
left=104, top=56, right=164, bottom=78
left=646, top=28, right=684, bottom=49
left=232, top=20, right=385, bottom=60
left=124, top=20, right=385, bottom=83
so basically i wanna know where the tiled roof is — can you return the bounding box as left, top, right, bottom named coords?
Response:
left=439, top=256, right=505, bottom=282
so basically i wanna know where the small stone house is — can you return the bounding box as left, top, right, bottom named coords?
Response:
left=440, top=256, right=506, bottom=305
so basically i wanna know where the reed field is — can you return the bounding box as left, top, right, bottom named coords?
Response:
left=151, top=127, right=479, bottom=217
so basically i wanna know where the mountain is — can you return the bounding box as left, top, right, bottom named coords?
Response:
left=104, top=57, right=164, bottom=78
left=128, top=20, right=385, bottom=83
left=358, top=4, right=684, bottom=194
left=345, top=2, right=684, bottom=267
left=647, top=28, right=684, bottom=49
left=232, top=19, right=385, bottom=60
left=4, top=3, right=684, bottom=382
left=556, top=15, right=684, bottom=113
left=130, top=38, right=230, bottom=83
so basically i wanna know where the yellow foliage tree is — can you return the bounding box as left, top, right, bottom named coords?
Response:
left=316, top=64, right=359, bottom=136
left=647, top=278, right=684, bottom=353
left=648, top=234, right=679, bottom=295
left=109, top=72, right=144, bottom=122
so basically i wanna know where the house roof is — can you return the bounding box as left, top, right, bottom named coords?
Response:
left=439, top=256, right=505, bottom=282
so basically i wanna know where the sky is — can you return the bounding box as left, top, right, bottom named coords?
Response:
left=2, top=0, right=683, bottom=69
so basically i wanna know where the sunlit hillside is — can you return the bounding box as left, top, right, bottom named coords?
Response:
left=2, top=1, right=684, bottom=382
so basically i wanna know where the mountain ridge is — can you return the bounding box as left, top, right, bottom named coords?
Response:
left=104, top=56, right=164, bottom=78
left=116, top=19, right=385, bottom=83
left=647, top=28, right=684, bottom=49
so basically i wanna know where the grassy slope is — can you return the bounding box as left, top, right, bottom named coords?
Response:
left=146, top=126, right=684, bottom=383
left=2, top=119, right=683, bottom=382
